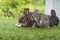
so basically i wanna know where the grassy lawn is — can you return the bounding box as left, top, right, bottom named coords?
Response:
left=0, top=17, right=60, bottom=40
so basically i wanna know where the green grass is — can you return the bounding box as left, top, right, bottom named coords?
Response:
left=0, top=17, right=60, bottom=40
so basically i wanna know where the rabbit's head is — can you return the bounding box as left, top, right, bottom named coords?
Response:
left=51, top=9, right=56, bottom=17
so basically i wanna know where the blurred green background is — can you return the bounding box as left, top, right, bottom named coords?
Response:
left=0, top=0, right=45, bottom=17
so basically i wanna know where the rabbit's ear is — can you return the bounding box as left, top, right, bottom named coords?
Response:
left=23, top=8, right=30, bottom=15
left=51, top=10, right=56, bottom=16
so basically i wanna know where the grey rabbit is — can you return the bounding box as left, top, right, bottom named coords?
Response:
left=29, top=10, right=50, bottom=28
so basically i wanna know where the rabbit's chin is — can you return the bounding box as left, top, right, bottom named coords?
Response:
left=15, top=23, right=22, bottom=27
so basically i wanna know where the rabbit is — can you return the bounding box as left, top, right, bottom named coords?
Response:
left=48, top=10, right=59, bottom=27
left=28, top=10, right=50, bottom=28
left=15, top=8, right=32, bottom=27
